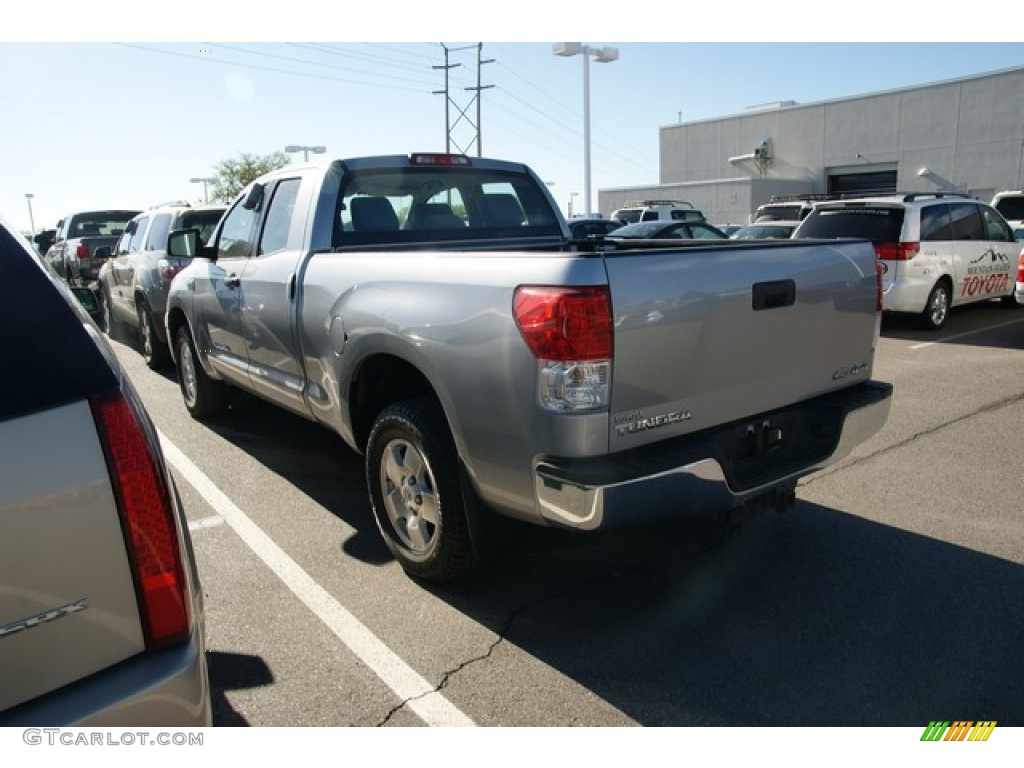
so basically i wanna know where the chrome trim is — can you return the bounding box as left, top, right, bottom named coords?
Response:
left=535, top=383, right=892, bottom=530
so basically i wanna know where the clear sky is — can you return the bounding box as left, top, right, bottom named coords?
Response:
left=4, top=4, right=1022, bottom=233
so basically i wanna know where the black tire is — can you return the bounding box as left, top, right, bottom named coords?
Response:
left=365, top=397, right=480, bottom=582
left=920, top=281, right=951, bottom=331
left=101, top=287, right=122, bottom=338
left=138, top=298, right=171, bottom=370
left=174, top=326, right=230, bottom=419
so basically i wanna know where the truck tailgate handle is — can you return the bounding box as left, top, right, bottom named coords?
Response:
left=752, top=279, right=796, bottom=310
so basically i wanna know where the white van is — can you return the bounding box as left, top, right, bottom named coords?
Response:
left=793, top=193, right=1018, bottom=329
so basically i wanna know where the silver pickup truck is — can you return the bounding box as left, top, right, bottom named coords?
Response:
left=165, top=153, right=892, bottom=582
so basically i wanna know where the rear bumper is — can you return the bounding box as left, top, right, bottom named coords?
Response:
left=0, top=621, right=211, bottom=727
left=534, top=380, right=893, bottom=530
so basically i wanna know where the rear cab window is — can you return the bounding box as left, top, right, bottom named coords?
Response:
left=333, top=165, right=562, bottom=249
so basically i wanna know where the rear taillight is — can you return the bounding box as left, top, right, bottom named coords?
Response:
left=158, top=258, right=186, bottom=281
left=513, top=286, right=612, bottom=412
left=75, top=243, right=90, bottom=260
left=1016, top=251, right=1024, bottom=283
left=874, top=241, right=919, bottom=261
left=513, top=286, right=612, bottom=360
left=91, top=390, right=190, bottom=649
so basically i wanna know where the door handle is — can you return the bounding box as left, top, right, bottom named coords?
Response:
left=224, top=273, right=241, bottom=288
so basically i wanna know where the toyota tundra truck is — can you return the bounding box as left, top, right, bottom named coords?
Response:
left=164, top=153, right=892, bottom=582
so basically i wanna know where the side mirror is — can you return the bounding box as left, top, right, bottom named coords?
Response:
left=242, top=183, right=264, bottom=211
left=167, top=228, right=212, bottom=259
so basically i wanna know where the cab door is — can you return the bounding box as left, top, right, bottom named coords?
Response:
left=236, top=177, right=310, bottom=417
left=190, top=195, right=261, bottom=388
left=110, top=216, right=148, bottom=320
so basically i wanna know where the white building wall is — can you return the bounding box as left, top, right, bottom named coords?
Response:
left=602, top=67, right=1024, bottom=223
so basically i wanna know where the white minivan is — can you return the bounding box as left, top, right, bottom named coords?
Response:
left=793, top=193, right=1018, bottom=329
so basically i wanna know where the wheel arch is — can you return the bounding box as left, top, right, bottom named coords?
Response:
left=347, top=353, right=442, bottom=453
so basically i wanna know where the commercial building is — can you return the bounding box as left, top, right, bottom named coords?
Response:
left=599, top=66, right=1024, bottom=225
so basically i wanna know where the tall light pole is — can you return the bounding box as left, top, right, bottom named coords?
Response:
left=190, top=177, right=217, bottom=202
left=25, top=193, right=36, bottom=235
left=285, top=144, right=326, bottom=162
left=553, top=43, right=619, bottom=217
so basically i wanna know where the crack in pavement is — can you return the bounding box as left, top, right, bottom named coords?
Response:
left=802, top=390, right=1024, bottom=487
left=376, top=505, right=764, bottom=726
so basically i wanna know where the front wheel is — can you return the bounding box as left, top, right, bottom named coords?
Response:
left=174, top=326, right=229, bottom=419
left=365, top=397, right=480, bottom=582
left=920, top=281, right=951, bottom=330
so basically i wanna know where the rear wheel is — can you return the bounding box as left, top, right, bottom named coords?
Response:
left=920, top=281, right=951, bottom=330
left=138, top=299, right=171, bottom=370
left=365, top=397, right=481, bottom=582
left=174, top=326, right=229, bottom=419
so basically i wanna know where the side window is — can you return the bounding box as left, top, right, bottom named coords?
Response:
left=145, top=213, right=172, bottom=251
left=128, top=216, right=150, bottom=254
left=259, top=178, right=301, bottom=255
left=949, top=203, right=986, bottom=241
left=217, top=198, right=260, bottom=260
left=980, top=206, right=1014, bottom=242
left=919, top=204, right=953, bottom=241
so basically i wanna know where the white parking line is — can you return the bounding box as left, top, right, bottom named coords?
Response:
left=159, top=431, right=476, bottom=728
left=910, top=316, right=1024, bottom=350
left=188, top=515, right=227, bottom=532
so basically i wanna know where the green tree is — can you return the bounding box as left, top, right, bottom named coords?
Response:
left=209, top=151, right=290, bottom=203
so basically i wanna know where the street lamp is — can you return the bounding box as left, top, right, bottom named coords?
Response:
left=553, top=42, right=619, bottom=217
left=190, top=177, right=217, bottom=202
left=25, top=193, right=36, bottom=236
left=285, top=144, right=327, bottom=162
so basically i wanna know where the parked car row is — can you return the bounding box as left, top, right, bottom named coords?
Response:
left=99, top=202, right=227, bottom=369
left=594, top=191, right=1022, bottom=331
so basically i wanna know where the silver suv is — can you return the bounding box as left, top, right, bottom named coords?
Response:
left=99, top=203, right=226, bottom=369
left=793, top=192, right=1018, bottom=329
left=0, top=215, right=210, bottom=726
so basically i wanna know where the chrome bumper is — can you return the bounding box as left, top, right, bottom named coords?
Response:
left=534, top=381, right=893, bottom=530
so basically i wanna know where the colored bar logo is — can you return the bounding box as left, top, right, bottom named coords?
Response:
left=921, top=721, right=997, bottom=741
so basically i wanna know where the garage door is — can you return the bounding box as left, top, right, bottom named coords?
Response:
left=828, top=170, right=898, bottom=197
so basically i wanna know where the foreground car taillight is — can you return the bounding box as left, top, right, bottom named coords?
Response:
left=1017, top=251, right=1024, bottom=283
left=91, top=390, right=190, bottom=649
left=513, top=285, right=612, bottom=412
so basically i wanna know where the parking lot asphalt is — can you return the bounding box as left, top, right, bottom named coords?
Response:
left=106, top=301, right=1024, bottom=727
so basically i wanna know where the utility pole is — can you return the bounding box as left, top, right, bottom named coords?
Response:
left=433, top=43, right=493, bottom=157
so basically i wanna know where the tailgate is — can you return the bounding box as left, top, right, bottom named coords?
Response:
left=605, top=239, right=879, bottom=451
left=0, top=401, right=146, bottom=712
